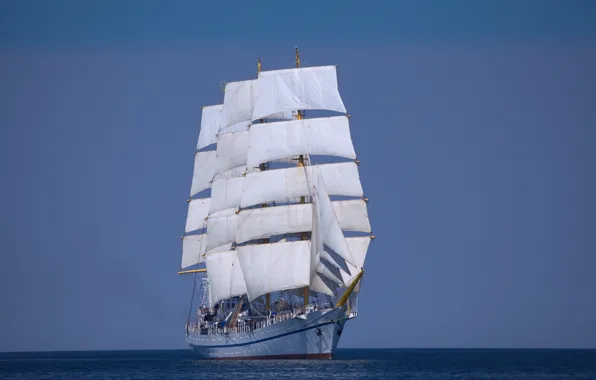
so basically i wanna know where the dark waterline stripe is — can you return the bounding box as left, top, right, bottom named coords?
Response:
left=204, top=352, right=333, bottom=360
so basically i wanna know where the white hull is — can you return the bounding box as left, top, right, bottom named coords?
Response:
left=187, top=308, right=348, bottom=359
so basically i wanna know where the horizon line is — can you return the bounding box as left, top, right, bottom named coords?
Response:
left=2, top=347, right=596, bottom=354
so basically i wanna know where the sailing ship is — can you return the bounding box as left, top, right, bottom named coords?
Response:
left=179, top=49, right=374, bottom=359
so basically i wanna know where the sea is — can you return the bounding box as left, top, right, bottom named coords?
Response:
left=1, top=349, right=595, bottom=379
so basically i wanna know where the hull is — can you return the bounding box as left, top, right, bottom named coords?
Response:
left=187, top=308, right=348, bottom=360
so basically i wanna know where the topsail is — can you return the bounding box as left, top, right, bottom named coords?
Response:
left=252, top=66, right=346, bottom=120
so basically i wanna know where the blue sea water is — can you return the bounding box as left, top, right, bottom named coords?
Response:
left=1, top=349, right=595, bottom=379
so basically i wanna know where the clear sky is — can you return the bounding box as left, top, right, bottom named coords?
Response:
left=1, top=0, right=595, bottom=351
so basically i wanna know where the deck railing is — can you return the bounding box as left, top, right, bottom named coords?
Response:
left=186, top=305, right=337, bottom=337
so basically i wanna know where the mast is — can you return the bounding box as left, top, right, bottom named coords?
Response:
left=258, top=57, right=272, bottom=312
left=295, top=47, right=310, bottom=307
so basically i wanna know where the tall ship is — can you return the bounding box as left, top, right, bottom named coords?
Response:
left=179, top=49, right=374, bottom=359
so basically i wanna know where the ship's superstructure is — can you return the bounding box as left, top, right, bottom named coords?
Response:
left=180, top=49, right=373, bottom=359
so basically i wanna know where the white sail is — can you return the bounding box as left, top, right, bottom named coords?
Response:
left=339, top=236, right=371, bottom=285
left=241, top=162, right=362, bottom=209
left=209, top=162, right=362, bottom=214
left=252, top=66, right=346, bottom=120
left=209, top=176, right=245, bottom=215
left=185, top=198, right=211, bottom=233
left=236, top=241, right=311, bottom=301
left=223, top=80, right=292, bottom=129
left=309, top=173, right=323, bottom=279
left=197, top=105, right=223, bottom=150
left=236, top=204, right=311, bottom=244
left=223, top=80, right=256, bottom=129
left=316, top=171, right=356, bottom=267
left=182, top=234, right=207, bottom=268
left=309, top=273, right=335, bottom=297
left=205, top=250, right=248, bottom=304
left=316, top=261, right=343, bottom=285
left=212, top=130, right=302, bottom=188
left=190, top=151, right=217, bottom=196
left=309, top=179, right=350, bottom=289
left=320, top=250, right=343, bottom=272
left=215, top=131, right=250, bottom=176
left=215, top=166, right=242, bottom=181
left=190, top=152, right=249, bottom=197
left=209, top=164, right=266, bottom=215
left=246, top=116, right=356, bottom=167
left=236, top=200, right=369, bottom=245
left=181, top=234, right=232, bottom=269
left=330, top=199, right=371, bottom=232
left=223, top=120, right=251, bottom=135
left=197, top=105, right=250, bottom=150
left=205, top=209, right=239, bottom=250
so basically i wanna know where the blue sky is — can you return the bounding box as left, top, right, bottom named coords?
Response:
left=2, top=0, right=596, bottom=46
left=1, top=0, right=595, bottom=351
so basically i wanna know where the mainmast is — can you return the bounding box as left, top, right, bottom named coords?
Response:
left=295, top=47, right=310, bottom=307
